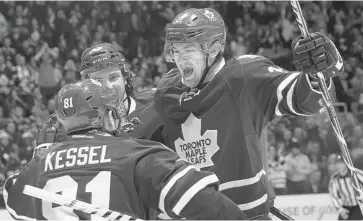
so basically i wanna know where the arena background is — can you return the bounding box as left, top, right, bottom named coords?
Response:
left=1, top=1, right=363, bottom=220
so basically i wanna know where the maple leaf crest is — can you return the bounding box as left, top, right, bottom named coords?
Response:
left=174, top=113, right=220, bottom=170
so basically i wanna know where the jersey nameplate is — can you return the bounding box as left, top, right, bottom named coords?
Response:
left=44, top=145, right=111, bottom=172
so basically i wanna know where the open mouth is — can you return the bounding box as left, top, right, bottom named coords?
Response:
left=182, top=67, right=194, bottom=78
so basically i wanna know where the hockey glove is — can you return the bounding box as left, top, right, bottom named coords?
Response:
left=292, top=32, right=344, bottom=79
left=36, top=113, right=66, bottom=145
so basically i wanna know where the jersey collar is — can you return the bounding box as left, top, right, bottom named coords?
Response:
left=126, top=96, right=136, bottom=115
left=203, top=56, right=226, bottom=84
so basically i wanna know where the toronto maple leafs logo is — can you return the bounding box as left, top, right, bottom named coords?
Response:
left=203, top=10, right=215, bottom=21
left=174, top=113, right=219, bottom=170
left=173, top=12, right=190, bottom=24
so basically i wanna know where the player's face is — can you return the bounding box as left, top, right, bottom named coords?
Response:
left=89, top=66, right=127, bottom=99
left=172, top=42, right=206, bottom=88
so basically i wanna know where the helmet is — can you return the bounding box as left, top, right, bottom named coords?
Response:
left=80, top=43, right=135, bottom=96
left=55, top=79, right=122, bottom=134
left=164, top=8, right=226, bottom=63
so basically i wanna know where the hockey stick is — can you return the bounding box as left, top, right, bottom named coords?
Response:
left=270, top=206, right=294, bottom=220
left=290, top=0, right=363, bottom=213
left=23, top=185, right=143, bottom=221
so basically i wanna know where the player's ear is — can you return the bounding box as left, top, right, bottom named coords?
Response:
left=209, top=41, right=221, bottom=58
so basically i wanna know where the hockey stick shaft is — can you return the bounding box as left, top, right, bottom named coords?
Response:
left=270, top=206, right=294, bottom=220
left=23, top=185, right=143, bottom=221
left=290, top=0, right=363, bottom=212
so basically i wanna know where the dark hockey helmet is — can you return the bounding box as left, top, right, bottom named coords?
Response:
left=164, top=8, right=226, bottom=63
left=80, top=43, right=135, bottom=96
left=55, top=79, right=122, bottom=134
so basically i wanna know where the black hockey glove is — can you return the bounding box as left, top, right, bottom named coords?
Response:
left=36, top=113, right=66, bottom=145
left=292, top=32, right=344, bottom=79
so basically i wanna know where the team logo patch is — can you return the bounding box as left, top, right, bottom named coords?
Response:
left=173, top=12, right=190, bottom=24
left=174, top=113, right=219, bottom=170
left=203, top=10, right=215, bottom=21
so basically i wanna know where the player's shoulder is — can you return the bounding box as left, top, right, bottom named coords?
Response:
left=221, top=54, right=283, bottom=81
left=128, top=138, right=170, bottom=152
left=229, top=54, right=274, bottom=68
left=133, top=88, right=156, bottom=103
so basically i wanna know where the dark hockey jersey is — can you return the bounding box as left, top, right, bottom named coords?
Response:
left=127, top=89, right=164, bottom=143
left=3, top=134, right=219, bottom=220
left=154, top=55, right=335, bottom=219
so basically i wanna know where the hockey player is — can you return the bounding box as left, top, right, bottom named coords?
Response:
left=3, top=79, right=248, bottom=220
left=36, top=43, right=164, bottom=145
left=155, top=8, right=344, bottom=219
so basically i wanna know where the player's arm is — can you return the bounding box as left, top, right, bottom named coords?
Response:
left=233, top=55, right=333, bottom=124
left=3, top=161, right=38, bottom=220
left=135, top=145, right=247, bottom=220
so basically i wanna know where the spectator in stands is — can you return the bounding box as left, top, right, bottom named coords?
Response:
left=292, top=127, right=307, bottom=152
left=63, top=59, right=78, bottom=85
left=306, top=141, right=324, bottom=193
left=267, top=145, right=287, bottom=195
left=285, top=142, right=313, bottom=194
left=33, top=42, right=62, bottom=105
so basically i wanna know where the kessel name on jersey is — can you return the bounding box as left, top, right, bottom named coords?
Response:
left=44, top=145, right=111, bottom=172
left=174, top=114, right=219, bottom=170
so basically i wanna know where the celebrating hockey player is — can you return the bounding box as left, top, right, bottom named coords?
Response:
left=155, top=8, right=343, bottom=219
left=37, top=43, right=164, bottom=144
left=3, top=79, right=247, bottom=220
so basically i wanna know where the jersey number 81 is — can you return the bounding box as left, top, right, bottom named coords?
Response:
left=42, top=171, right=111, bottom=220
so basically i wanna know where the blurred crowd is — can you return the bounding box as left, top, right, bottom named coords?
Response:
left=266, top=112, right=363, bottom=195
left=1, top=1, right=363, bottom=196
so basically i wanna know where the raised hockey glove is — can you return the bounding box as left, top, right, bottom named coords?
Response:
left=292, top=32, right=344, bottom=79
left=36, top=113, right=66, bottom=145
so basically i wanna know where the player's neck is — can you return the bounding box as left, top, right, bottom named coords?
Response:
left=202, top=56, right=225, bottom=85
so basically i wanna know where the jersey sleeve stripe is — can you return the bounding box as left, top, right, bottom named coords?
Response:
left=275, top=72, right=300, bottom=116
left=219, top=169, right=266, bottom=191
left=3, top=176, right=36, bottom=221
left=171, top=174, right=219, bottom=215
left=238, top=193, right=268, bottom=211
left=158, top=165, right=195, bottom=214
left=119, top=215, right=131, bottom=221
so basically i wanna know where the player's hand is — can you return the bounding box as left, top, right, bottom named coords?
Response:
left=339, top=207, right=349, bottom=220
left=36, top=113, right=65, bottom=145
left=292, top=32, right=344, bottom=79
